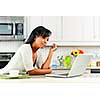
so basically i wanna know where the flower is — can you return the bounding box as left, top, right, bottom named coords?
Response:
left=71, top=49, right=84, bottom=57
left=79, top=49, right=84, bottom=54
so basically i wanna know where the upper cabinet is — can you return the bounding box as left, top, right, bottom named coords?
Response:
left=41, top=16, right=62, bottom=42
left=80, top=16, right=94, bottom=41
left=24, top=16, right=62, bottom=42
left=24, top=16, right=42, bottom=38
left=62, top=16, right=82, bottom=41
left=62, top=16, right=100, bottom=42
left=25, top=16, right=100, bottom=46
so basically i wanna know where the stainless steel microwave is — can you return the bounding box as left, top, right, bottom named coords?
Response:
left=0, top=23, right=24, bottom=40
left=0, top=23, right=13, bottom=35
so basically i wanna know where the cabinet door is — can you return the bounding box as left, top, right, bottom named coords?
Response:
left=25, top=16, right=100, bottom=45
left=62, top=16, right=94, bottom=42
left=42, top=16, right=62, bottom=42
left=81, top=16, right=94, bottom=41
left=63, top=16, right=82, bottom=41
left=26, top=16, right=42, bottom=35
left=93, top=16, right=100, bottom=41
left=25, top=16, right=62, bottom=42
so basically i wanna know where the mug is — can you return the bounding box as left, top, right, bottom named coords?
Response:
left=9, top=70, right=19, bottom=76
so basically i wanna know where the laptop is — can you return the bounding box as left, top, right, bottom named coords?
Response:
left=46, top=54, right=93, bottom=78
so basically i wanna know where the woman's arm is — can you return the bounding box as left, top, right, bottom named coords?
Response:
left=41, top=44, right=57, bottom=69
left=26, top=44, right=57, bottom=75
left=26, top=67, right=52, bottom=75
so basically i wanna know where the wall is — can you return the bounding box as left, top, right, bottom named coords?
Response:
left=0, top=41, right=100, bottom=67
left=40, top=46, right=100, bottom=66
left=0, top=41, right=24, bottom=52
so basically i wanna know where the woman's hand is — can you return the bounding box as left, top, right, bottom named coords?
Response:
left=50, top=43, right=57, bottom=52
left=41, top=44, right=57, bottom=69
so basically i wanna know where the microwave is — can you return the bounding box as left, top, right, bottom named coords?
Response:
left=0, top=23, right=24, bottom=40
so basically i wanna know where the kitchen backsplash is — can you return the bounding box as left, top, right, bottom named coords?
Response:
left=39, top=46, right=100, bottom=67
left=0, top=41, right=24, bottom=52
left=1, top=41, right=100, bottom=68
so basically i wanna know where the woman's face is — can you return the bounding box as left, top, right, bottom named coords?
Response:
left=35, top=36, right=49, bottom=48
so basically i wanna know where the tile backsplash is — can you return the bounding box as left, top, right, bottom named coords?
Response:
left=1, top=41, right=100, bottom=67
left=0, top=41, right=24, bottom=52
left=40, top=46, right=100, bottom=67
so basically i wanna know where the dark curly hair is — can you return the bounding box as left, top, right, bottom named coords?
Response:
left=25, top=26, right=52, bottom=45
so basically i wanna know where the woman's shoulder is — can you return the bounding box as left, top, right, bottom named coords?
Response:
left=20, top=44, right=31, bottom=49
left=18, top=44, right=31, bottom=52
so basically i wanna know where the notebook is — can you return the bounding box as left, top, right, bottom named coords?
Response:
left=46, top=54, right=93, bottom=78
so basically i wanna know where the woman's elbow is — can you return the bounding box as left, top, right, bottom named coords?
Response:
left=48, top=67, right=52, bottom=74
left=26, top=68, right=52, bottom=75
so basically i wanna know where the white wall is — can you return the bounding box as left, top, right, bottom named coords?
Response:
left=40, top=46, right=100, bottom=66
left=0, top=41, right=24, bottom=52
left=0, top=41, right=100, bottom=68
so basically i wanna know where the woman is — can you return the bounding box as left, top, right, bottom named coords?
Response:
left=0, top=26, right=57, bottom=75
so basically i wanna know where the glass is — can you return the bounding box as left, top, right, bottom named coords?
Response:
left=0, top=23, right=13, bottom=35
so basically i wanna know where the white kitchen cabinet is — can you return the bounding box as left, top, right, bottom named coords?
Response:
left=24, top=16, right=42, bottom=38
left=25, top=16, right=100, bottom=46
left=62, top=16, right=95, bottom=42
left=62, top=16, right=100, bottom=42
left=24, top=16, right=62, bottom=42
left=41, top=16, right=62, bottom=42
left=93, top=16, right=100, bottom=41
left=80, top=16, right=95, bottom=41
left=62, top=16, right=82, bottom=41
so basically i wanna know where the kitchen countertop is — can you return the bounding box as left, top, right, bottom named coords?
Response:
left=0, top=70, right=100, bottom=83
left=0, top=72, right=99, bottom=100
